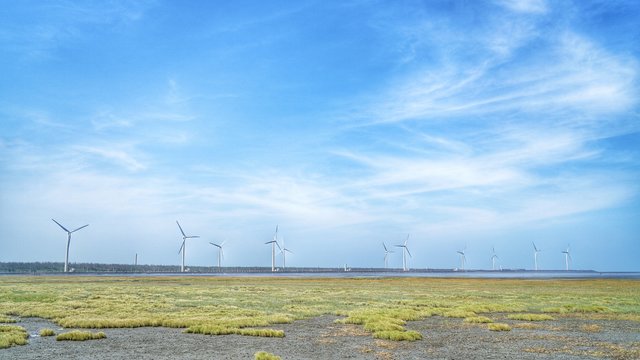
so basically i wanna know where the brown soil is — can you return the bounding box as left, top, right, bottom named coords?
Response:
left=2, top=315, right=638, bottom=359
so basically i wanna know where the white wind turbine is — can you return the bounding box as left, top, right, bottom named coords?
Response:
left=562, top=244, right=572, bottom=271
left=265, top=225, right=281, bottom=272
left=491, top=247, right=499, bottom=271
left=177, top=221, right=199, bottom=272
left=382, top=242, right=394, bottom=269
left=280, top=236, right=292, bottom=270
left=209, top=241, right=225, bottom=269
left=394, top=234, right=411, bottom=271
left=531, top=241, right=542, bottom=271
left=52, top=219, right=89, bottom=273
left=533, top=242, right=542, bottom=271
left=457, top=247, right=467, bottom=271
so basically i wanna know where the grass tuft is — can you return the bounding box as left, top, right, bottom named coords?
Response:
left=507, top=313, right=555, bottom=321
left=56, top=330, right=106, bottom=341
left=254, top=351, right=281, bottom=360
left=464, top=316, right=493, bottom=324
left=39, top=328, right=56, bottom=337
left=0, top=314, right=16, bottom=324
left=488, top=323, right=511, bottom=331
left=373, top=330, right=422, bottom=341
left=581, top=324, right=602, bottom=332
left=0, top=325, right=29, bottom=349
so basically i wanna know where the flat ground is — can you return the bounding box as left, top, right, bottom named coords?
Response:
left=0, top=277, right=638, bottom=359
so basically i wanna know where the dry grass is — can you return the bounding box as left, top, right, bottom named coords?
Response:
left=56, top=330, right=106, bottom=341
left=581, top=324, right=602, bottom=332
left=254, top=351, right=281, bottom=360
left=38, top=328, right=56, bottom=337
left=488, top=323, right=511, bottom=331
left=0, top=325, right=28, bottom=349
left=507, top=313, right=555, bottom=321
left=464, top=316, right=493, bottom=324
left=0, top=315, right=15, bottom=324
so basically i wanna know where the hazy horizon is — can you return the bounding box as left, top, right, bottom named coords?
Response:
left=1, top=1, right=639, bottom=271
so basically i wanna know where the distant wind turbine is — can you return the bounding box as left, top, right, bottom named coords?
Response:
left=280, top=236, right=292, bottom=270
left=209, top=241, right=225, bottom=269
left=457, top=247, right=466, bottom=271
left=533, top=242, right=542, bottom=271
left=394, top=234, right=411, bottom=271
left=176, top=221, right=199, bottom=273
left=562, top=244, right=572, bottom=271
left=491, top=247, right=499, bottom=271
left=265, top=225, right=281, bottom=272
left=52, top=219, right=89, bottom=273
left=382, top=242, right=394, bottom=269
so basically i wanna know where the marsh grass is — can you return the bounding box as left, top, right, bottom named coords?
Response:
left=56, top=330, right=106, bottom=341
left=464, top=316, right=493, bottom=324
left=488, top=323, right=511, bottom=331
left=581, top=324, right=602, bottom=332
left=38, top=328, right=56, bottom=337
left=0, top=325, right=28, bottom=349
left=0, top=277, right=637, bottom=343
left=507, top=313, right=555, bottom=321
left=254, top=351, right=281, bottom=360
left=0, top=315, right=15, bottom=323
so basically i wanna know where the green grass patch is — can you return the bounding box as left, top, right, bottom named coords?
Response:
left=56, top=330, right=106, bottom=341
left=507, top=313, right=555, bottom=321
left=39, top=328, right=56, bottom=337
left=0, top=325, right=29, bottom=349
left=255, top=351, right=281, bottom=360
left=464, top=316, right=493, bottom=323
left=488, top=323, right=511, bottom=331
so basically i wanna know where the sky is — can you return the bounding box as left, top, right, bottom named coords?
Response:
left=1, top=0, right=639, bottom=271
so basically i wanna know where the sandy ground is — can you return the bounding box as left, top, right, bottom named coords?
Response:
left=2, top=315, right=638, bottom=359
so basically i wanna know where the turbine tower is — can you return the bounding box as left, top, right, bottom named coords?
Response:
left=562, top=245, right=572, bottom=271
left=52, top=219, right=89, bottom=273
left=265, top=225, right=281, bottom=272
left=382, top=242, right=394, bottom=269
left=394, top=234, right=411, bottom=271
left=491, top=247, right=499, bottom=271
left=209, top=241, right=225, bottom=269
left=177, top=221, right=199, bottom=273
left=457, top=248, right=466, bottom=271
left=280, top=236, right=292, bottom=270
left=532, top=242, right=542, bottom=271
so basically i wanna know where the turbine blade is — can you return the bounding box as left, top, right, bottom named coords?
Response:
left=71, top=224, right=89, bottom=233
left=187, top=235, right=200, bottom=239
left=383, top=243, right=388, bottom=252
left=532, top=242, right=538, bottom=251
left=176, top=221, right=186, bottom=237
left=405, top=248, right=412, bottom=258
left=178, top=241, right=185, bottom=254
left=52, top=219, right=70, bottom=233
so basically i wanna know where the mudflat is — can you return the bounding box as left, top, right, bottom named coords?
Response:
left=0, top=276, right=638, bottom=359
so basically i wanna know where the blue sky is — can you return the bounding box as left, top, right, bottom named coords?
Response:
left=1, top=0, right=639, bottom=271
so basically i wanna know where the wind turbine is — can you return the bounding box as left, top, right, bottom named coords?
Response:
left=394, top=234, right=411, bottom=271
left=280, top=236, right=292, bottom=270
left=562, top=244, right=572, bottom=271
left=52, top=219, right=89, bottom=273
left=457, top=247, right=466, bottom=271
left=382, top=242, right=394, bottom=269
left=491, top=247, right=499, bottom=271
left=265, top=225, right=281, bottom=272
left=533, top=242, right=542, bottom=271
left=209, top=241, right=225, bottom=269
left=177, top=221, right=199, bottom=273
